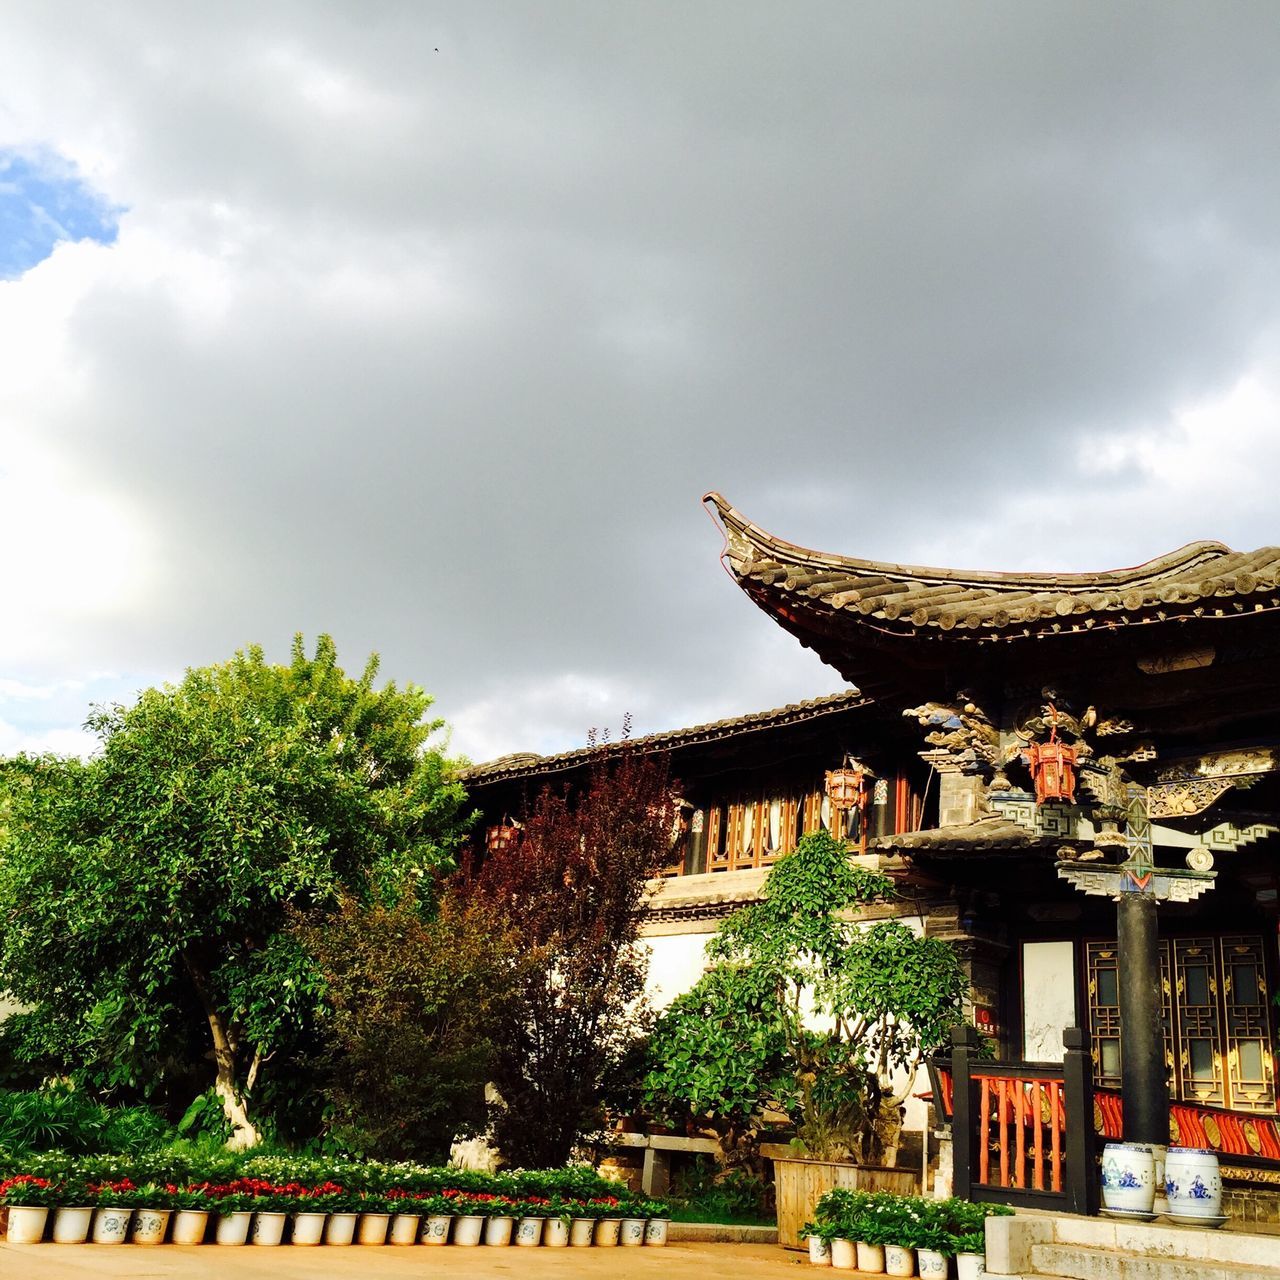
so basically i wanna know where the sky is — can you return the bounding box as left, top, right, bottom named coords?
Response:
left=3, top=1, right=1280, bottom=764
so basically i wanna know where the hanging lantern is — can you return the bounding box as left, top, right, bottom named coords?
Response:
left=485, top=822, right=521, bottom=854
left=825, top=765, right=865, bottom=811
left=1026, top=728, right=1079, bottom=805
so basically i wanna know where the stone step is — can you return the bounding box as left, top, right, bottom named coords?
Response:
left=1030, top=1242, right=1280, bottom=1280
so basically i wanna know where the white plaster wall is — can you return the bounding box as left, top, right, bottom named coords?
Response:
left=640, top=931, right=713, bottom=1011
left=1021, top=940, right=1077, bottom=1062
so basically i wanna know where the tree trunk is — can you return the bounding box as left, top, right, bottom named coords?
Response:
left=183, top=955, right=260, bottom=1149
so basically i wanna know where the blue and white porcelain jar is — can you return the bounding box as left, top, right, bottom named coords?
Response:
left=1101, top=1141, right=1157, bottom=1214
left=1164, top=1148, right=1222, bottom=1219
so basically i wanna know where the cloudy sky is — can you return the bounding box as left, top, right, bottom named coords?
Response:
left=3, top=2, right=1280, bottom=763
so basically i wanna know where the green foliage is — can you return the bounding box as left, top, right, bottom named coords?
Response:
left=667, top=1156, right=773, bottom=1224
left=644, top=829, right=966, bottom=1162
left=0, top=1086, right=173, bottom=1156
left=643, top=965, right=792, bottom=1126
left=296, top=884, right=518, bottom=1162
left=809, top=1188, right=1010, bottom=1250
left=0, top=635, right=470, bottom=1146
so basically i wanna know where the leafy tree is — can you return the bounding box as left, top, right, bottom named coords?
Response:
left=0, top=635, right=468, bottom=1146
left=296, top=885, right=518, bottom=1162
left=473, top=741, right=677, bottom=1167
left=644, top=829, right=966, bottom=1163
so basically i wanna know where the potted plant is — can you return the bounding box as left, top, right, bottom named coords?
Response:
left=419, top=1192, right=454, bottom=1246
left=514, top=1197, right=549, bottom=1246
left=208, top=1188, right=254, bottom=1246
left=482, top=1195, right=517, bottom=1246
left=0, top=1174, right=60, bottom=1244
left=356, top=1191, right=391, bottom=1244
left=904, top=1203, right=951, bottom=1280
left=319, top=1184, right=363, bottom=1245
left=447, top=1192, right=488, bottom=1246
left=168, top=1185, right=212, bottom=1245
left=800, top=1218, right=834, bottom=1266
left=642, top=1199, right=670, bottom=1247
left=542, top=1197, right=573, bottom=1247
left=951, top=1231, right=986, bottom=1280
left=568, top=1200, right=597, bottom=1247
left=383, top=1189, right=422, bottom=1245
left=52, top=1176, right=96, bottom=1245
left=131, top=1183, right=172, bottom=1245
left=89, top=1177, right=140, bottom=1245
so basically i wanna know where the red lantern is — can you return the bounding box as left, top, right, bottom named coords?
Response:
left=485, top=823, right=520, bottom=854
left=1026, top=737, right=1078, bottom=804
left=825, top=767, right=865, bottom=811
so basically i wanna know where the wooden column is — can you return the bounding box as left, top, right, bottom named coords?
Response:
left=1117, top=891, right=1168, bottom=1146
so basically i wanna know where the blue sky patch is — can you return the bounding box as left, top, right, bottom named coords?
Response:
left=0, top=149, right=121, bottom=279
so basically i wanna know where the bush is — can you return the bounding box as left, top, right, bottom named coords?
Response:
left=297, top=885, right=518, bottom=1162
left=0, top=1086, right=174, bottom=1155
left=668, top=1156, right=773, bottom=1224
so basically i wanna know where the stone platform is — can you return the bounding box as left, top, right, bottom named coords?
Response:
left=986, top=1210, right=1280, bottom=1279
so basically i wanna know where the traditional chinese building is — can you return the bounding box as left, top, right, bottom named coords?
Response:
left=464, top=492, right=1280, bottom=1216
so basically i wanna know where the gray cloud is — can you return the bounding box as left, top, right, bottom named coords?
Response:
left=4, top=1, right=1280, bottom=760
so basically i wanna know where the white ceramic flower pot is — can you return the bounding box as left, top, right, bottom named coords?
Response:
left=215, top=1211, right=251, bottom=1246
left=453, top=1214, right=485, bottom=1246
left=1101, top=1141, right=1157, bottom=1215
left=484, top=1215, right=514, bottom=1246
left=644, top=1217, right=669, bottom=1247
left=917, top=1246, right=949, bottom=1278
left=1165, top=1147, right=1223, bottom=1219
left=544, top=1217, right=570, bottom=1247
left=93, top=1208, right=133, bottom=1245
left=424, top=1214, right=452, bottom=1244
left=594, top=1217, right=621, bottom=1246
left=251, top=1212, right=286, bottom=1245
left=884, top=1243, right=915, bottom=1277
left=830, top=1237, right=857, bottom=1270
left=516, top=1216, right=545, bottom=1246
left=291, top=1212, right=326, bottom=1245
left=956, top=1252, right=985, bottom=1280
left=325, top=1212, right=357, bottom=1245
left=133, top=1208, right=171, bottom=1245
left=857, top=1240, right=885, bottom=1272
left=569, top=1217, right=595, bottom=1246
left=389, top=1213, right=421, bottom=1245
left=7, top=1205, right=49, bottom=1244
left=172, top=1209, right=209, bottom=1245
left=620, top=1217, right=646, bottom=1246
left=806, top=1234, right=831, bottom=1265
left=357, top=1212, right=390, bottom=1244
left=52, top=1206, right=94, bottom=1244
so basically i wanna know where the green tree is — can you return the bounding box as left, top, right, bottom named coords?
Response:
left=0, top=635, right=469, bottom=1146
left=644, top=829, right=966, bottom=1163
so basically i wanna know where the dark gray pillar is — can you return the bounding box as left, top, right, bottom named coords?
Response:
left=1117, top=892, right=1168, bottom=1145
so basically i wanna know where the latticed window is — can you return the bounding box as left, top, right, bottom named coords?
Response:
left=1086, top=935, right=1276, bottom=1112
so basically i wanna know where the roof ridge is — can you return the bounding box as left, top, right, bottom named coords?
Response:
left=702, top=491, right=1235, bottom=590
left=460, top=688, right=870, bottom=782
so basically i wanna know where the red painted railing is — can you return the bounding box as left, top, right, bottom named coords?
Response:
left=972, top=1071, right=1066, bottom=1194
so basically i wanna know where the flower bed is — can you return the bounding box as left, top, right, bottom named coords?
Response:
left=801, top=1190, right=1010, bottom=1276
left=0, top=1155, right=669, bottom=1247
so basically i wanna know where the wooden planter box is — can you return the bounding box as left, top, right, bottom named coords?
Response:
left=774, top=1156, right=919, bottom=1249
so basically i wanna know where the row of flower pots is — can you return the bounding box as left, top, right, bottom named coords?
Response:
left=802, top=1189, right=1013, bottom=1280
left=6, top=1205, right=671, bottom=1248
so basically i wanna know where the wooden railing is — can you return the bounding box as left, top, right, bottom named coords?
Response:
left=931, top=1028, right=1280, bottom=1212
left=943, top=1026, right=1097, bottom=1215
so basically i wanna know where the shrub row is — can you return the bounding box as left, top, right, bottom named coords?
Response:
left=803, top=1189, right=1012, bottom=1255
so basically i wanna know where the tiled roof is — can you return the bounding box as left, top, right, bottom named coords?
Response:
left=703, top=491, right=1280, bottom=638
left=872, top=816, right=1084, bottom=854
left=459, top=689, right=871, bottom=785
